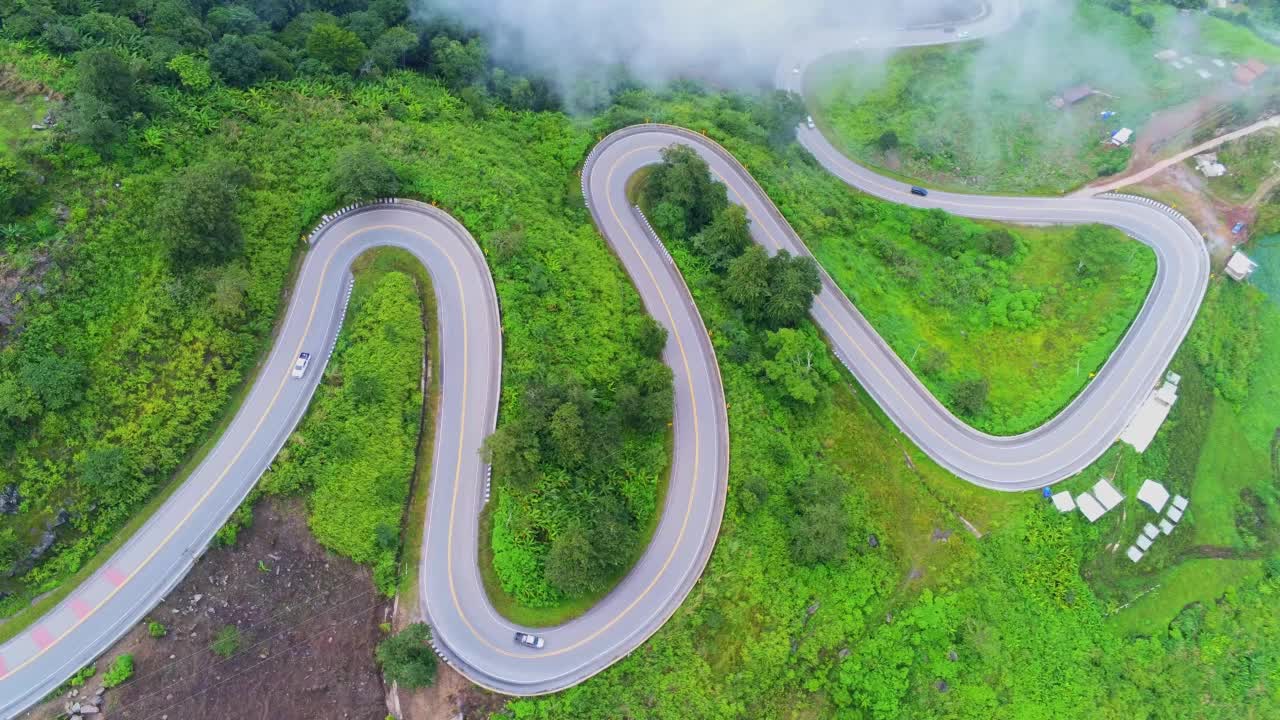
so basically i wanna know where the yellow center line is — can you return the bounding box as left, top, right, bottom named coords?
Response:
left=444, top=142, right=715, bottom=661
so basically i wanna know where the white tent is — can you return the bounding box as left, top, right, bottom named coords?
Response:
left=1143, top=523, right=1160, bottom=539
left=1172, top=495, right=1189, bottom=511
left=1127, top=546, right=1144, bottom=563
left=1093, top=478, right=1124, bottom=511
left=1052, top=491, right=1076, bottom=513
left=1137, top=534, right=1154, bottom=551
left=1077, top=493, right=1106, bottom=522
left=1168, top=506, right=1184, bottom=522
left=1159, top=519, right=1175, bottom=535
left=1137, top=479, right=1170, bottom=513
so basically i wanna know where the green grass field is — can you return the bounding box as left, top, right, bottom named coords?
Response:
left=809, top=217, right=1155, bottom=435
left=1142, top=2, right=1280, bottom=64
left=1055, top=277, right=1280, bottom=638
left=1107, top=557, right=1265, bottom=637
left=0, top=91, right=46, bottom=158
left=1190, top=289, right=1280, bottom=550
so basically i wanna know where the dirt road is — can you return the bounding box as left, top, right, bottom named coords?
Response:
left=1079, top=116, right=1280, bottom=196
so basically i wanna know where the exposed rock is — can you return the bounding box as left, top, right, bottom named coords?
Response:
left=51, top=508, right=71, bottom=528
left=867, top=533, right=879, bottom=548
left=947, top=650, right=958, bottom=662
left=931, top=528, right=952, bottom=542
left=80, top=706, right=100, bottom=715
left=935, top=680, right=950, bottom=693
left=28, top=530, right=56, bottom=561
left=0, top=484, right=19, bottom=514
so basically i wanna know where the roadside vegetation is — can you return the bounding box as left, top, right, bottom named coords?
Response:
left=510, top=94, right=1280, bottom=716
left=233, top=253, right=427, bottom=595
left=0, top=1, right=1275, bottom=715
left=609, top=87, right=1157, bottom=434
left=809, top=0, right=1277, bottom=194
left=375, top=622, right=438, bottom=689
left=0, top=1, right=669, bottom=625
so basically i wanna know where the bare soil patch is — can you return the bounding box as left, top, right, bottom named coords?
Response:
left=25, top=497, right=391, bottom=720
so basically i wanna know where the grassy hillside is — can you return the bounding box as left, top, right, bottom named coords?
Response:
left=0, top=4, right=1276, bottom=715
left=606, top=88, right=1156, bottom=434
left=809, top=1, right=1203, bottom=194
left=509, top=104, right=1280, bottom=716
left=0, top=53, right=668, bottom=625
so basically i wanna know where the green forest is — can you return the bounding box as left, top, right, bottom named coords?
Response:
left=0, top=0, right=1277, bottom=717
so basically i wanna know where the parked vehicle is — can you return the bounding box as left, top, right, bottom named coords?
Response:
left=806, top=115, right=816, bottom=129
left=1232, top=222, right=1246, bottom=235
left=515, top=631, right=545, bottom=649
left=291, top=352, right=311, bottom=379
left=910, top=186, right=929, bottom=197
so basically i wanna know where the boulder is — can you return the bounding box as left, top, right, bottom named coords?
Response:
left=80, top=707, right=100, bottom=715
left=51, top=508, right=71, bottom=527
left=28, top=530, right=56, bottom=561
left=0, top=484, right=19, bottom=514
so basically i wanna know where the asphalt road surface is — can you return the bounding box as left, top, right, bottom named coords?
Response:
left=0, top=0, right=1210, bottom=712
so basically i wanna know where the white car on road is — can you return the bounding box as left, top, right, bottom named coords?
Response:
left=515, top=632, right=545, bottom=649
left=291, top=352, right=311, bottom=379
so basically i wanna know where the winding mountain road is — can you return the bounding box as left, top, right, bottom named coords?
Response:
left=0, top=0, right=1209, bottom=712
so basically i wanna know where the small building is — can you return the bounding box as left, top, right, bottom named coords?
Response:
left=1225, top=251, right=1259, bottom=281
left=1052, top=491, right=1076, bottom=513
left=1051, top=85, right=1094, bottom=109
left=1137, top=534, right=1154, bottom=551
left=1120, top=377, right=1181, bottom=453
left=1076, top=492, right=1107, bottom=522
left=1234, top=59, right=1269, bottom=86
left=1143, top=523, right=1161, bottom=540
left=1194, top=153, right=1227, bottom=177
left=1137, top=479, right=1170, bottom=513
left=1092, top=478, right=1125, bottom=511
left=1159, top=519, right=1175, bottom=535
left=1110, top=128, right=1133, bottom=146
left=1127, top=546, right=1144, bottom=563
left=1063, top=85, right=1092, bottom=105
